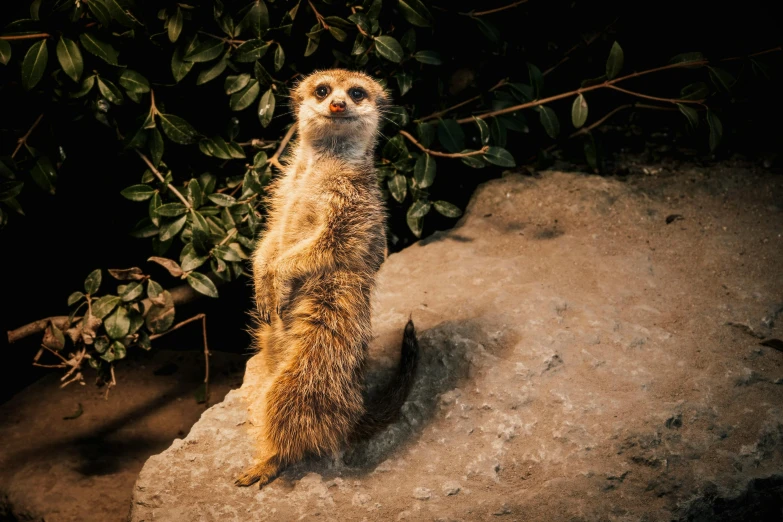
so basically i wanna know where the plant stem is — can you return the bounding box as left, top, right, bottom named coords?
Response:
left=135, top=150, right=192, bottom=208
left=455, top=59, right=709, bottom=124
left=269, top=123, right=298, bottom=170
left=463, top=1, right=529, bottom=16
left=0, top=33, right=50, bottom=40
left=399, top=130, right=489, bottom=158
left=12, top=114, right=44, bottom=159
left=308, top=0, right=328, bottom=28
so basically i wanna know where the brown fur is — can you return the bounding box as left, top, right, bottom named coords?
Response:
left=235, top=69, right=416, bottom=488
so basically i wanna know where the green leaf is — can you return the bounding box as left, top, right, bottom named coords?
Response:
left=149, top=129, right=164, bottom=166
left=187, top=179, right=203, bottom=208
left=374, top=36, right=404, bottom=63
left=197, top=58, right=228, bottom=85
left=413, top=50, right=442, bottom=65
left=408, top=199, right=431, bottom=219
left=184, top=37, right=225, bottom=63
left=171, top=43, right=194, bottom=83
left=145, top=289, right=175, bottom=333
left=707, top=66, right=735, bottom=92
left=120, top=281, right=144, bottom=302
left=433, top=200, right=462, bottom=218
left=67, top=291, right=85, bottom=306
left=539, top=106, right=560, bottom=139
left=207, top=193, right=237, bottom=207
left=147, top=279, right=164, bottom=300
left=0, top=40, right=11, bottom=65
left=707, top=109, right=722, bottom=152
left=121, top=184, right=155, bottom=201
left=159, top=214, right=188, bottom=241
left=258, top=88, right=275, bottom=127
left=92, top=294, right=120, bottom=319
left=70, top=75, right=95, bottom=98
left=21, top=40, right=48, bottom=90
left=159, top=113, right=199, bottom=144
left=388, top=174, right=407, bottom=203
left=0, top=181, right=24, bottom=201
left=234, top=39, right=269, bottom=62
left=238, top=0, right=270, bottom=38
left=79, top=33, right=120, bottom=66
left=473, top=116, right=490, bottom=146
left=417, top=122, right=437, bottom=147
left=84, top=269, right=102, bottom=294
left=105, top=306, right=131, bottom=339
left=483, top=146, right=516, bottom=167
left=396, top=72, right=413, bottom=96
left=583, top=133, right=598, bottom=172
left=187, top=272, right=219, bottom=298
left=474, top=18, right=500, bottom=43
left=328, top=26, right=348, bottom=42
left=414, top=154, right=436, bottom=188
left=56, top=37, right=83, bottom=83
left=156, top=202, right=188, bottom=217
left=30, top=157, right=56, bottom=195
left=119, top=69, right=150, bottom=93
left=103, top=0, right=135, bottom=27
left=407, top=213, right=423, bottom=238
left=571, top=94, right=588, bottom=128
left=212, top=244, right=242, bottom=262
left=225, top=74, right=251, bottom=94
left=87, top=0, right=111, bottom=26
left=230, top=79, right=260, bottom=111
left=677, top=104, right=699, bottom=129
left=680, top=82, right=709, bottom=101
left=528, top=63, right=543, bottom=99
left=605, top=41, right=624, bottom=80
left=168, top=7, right=183, bottom=43
left=398, top=0, right=434, bottom=26
left=273, top=44, right=285, bottom=71
left=97, top=77, right=124, bottom=105
left=181, top=246, right=208, bottom=272
left=437, top=119, right=465, bottom=153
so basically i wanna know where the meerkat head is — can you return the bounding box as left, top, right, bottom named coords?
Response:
left=291, top=69, right=389, bottom=158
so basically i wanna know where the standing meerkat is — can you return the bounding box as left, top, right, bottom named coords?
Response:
left=235, top=69, right=419, bottom=488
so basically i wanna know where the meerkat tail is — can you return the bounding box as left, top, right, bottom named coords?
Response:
left=351, top=319, right=419, bottom=440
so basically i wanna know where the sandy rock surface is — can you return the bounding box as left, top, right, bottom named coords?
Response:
left=123, top=165, right=783, bottom=521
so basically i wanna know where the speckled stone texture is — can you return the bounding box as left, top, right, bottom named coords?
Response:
left=130, top=166, right=783, bottom=522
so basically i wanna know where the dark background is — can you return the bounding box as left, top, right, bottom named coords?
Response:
left=1, top=0, right=781, bottom=403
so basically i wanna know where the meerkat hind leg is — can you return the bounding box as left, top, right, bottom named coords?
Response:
left=235, top=455, right=282, bottom=488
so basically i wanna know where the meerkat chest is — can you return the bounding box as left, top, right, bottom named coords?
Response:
left=275, top=178, right=326, bottom=250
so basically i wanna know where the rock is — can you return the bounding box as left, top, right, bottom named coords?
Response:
left=130, top=168, right=783, bottom=521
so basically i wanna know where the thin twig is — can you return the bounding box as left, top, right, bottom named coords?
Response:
left=399, top=130, right=489, bottom=158
left=136, top=150, right=192, bottom=208
left=462, top=0, right=528, bottom=16
left=0, top=33, right=51, bottom=40
left=605, top=84, right=702, bottom=105
left=308, top=0, right=328, bottom=28
left=542, top=17, right=619, bottom=77
left=455, top=59, right=710, bottom=124
left=269, top=123, right=298, bottom=170
left=569, top=104, right=635, bottom=138
left=104, top=364, right=116, bottom=399
left=721, top=46, right=782, bottom=62
left=149, top=313, right=210, bottom=401
left=12, top=114, right=44, bottom=159
left=417, top=80, right=507, bottom=123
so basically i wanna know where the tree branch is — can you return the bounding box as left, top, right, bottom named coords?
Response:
left=12, top=114, right=44, bottom=159
left=399, top=130, right=489, bottom=158
left=417, top=80, right=507, bottom=123
left=455, top=59, right=710, bottom=124
left=135, top=150, right=192, bottom=208
left=6, top=278, right=211, bottom=344
left=605, top=84, right=702, bottom=105
left=0, top=33, right=51, bottom=41
left=308, top=0, right=328, bottom=28
left=269, top=123, right=298, bottom=170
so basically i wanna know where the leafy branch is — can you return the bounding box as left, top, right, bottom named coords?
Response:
left=400, top=130, right=488, bottom=158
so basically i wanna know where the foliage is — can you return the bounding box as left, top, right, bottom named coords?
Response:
left=0, top=0, right=776, bottom=384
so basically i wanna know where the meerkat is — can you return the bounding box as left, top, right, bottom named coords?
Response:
left=235, top=69, right=419, bottom=488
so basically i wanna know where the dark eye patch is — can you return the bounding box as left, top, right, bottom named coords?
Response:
left=348, top=87, right=366, bottom=101
left=315, top=85, right=330, bottom=99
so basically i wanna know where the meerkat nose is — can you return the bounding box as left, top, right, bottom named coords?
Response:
left=329, top=100, right=346, bottom=113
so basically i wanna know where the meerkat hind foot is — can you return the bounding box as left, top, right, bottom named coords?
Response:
left=235, top=458, right=281, bottom=488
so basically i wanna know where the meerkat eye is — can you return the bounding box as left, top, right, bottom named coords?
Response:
left=349, top=88, right=366, bottom=102
left=314, top=85, right=330, bottom=99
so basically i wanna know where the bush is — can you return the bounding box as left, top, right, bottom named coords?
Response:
left=0, top=0, right=776, bottom=390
